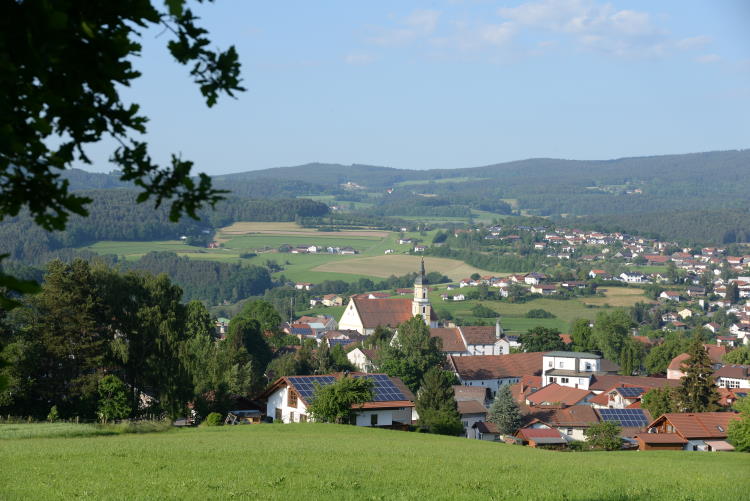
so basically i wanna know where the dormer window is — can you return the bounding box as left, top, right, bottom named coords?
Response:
left=717, top=425, right=724, bottom=432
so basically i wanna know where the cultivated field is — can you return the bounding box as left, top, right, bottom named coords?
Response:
left=583, top=287, right=653, bottom=307
left=1, top=424, right=746, bottom=500
left=311, top=255, right=494, bottom=281
left=217, top=221, right=390, bottom=239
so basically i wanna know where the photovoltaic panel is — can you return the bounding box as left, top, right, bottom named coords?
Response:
left=328, top=339, right=354, bottom=347
left=615, top=387, right=645, bottom=398
left=287, top=374, right=407, bottom=402
left=598, top=408, right=649, bottom=427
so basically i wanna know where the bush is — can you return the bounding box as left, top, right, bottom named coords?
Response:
left=203, top=412, right=224, bottom=426
left=525, top=308, right=555, bottom=318
left=46, top=405, right=60, bottom=423
left=471, top=304, right=499, bottom=318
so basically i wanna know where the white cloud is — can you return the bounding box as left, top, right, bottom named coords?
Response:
left=370, top=9, right=440, bottom=46
left=344, top=52, right=376, bottom=65
left=675, top=36, right=712, bottom=50
left=695, top=54, right=721, bottom=64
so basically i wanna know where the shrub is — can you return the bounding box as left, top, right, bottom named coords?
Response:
left=525, top=308, right=555, bottom=318
left=46, top=405, right=60, bottom=422
left=471, top=304, right=499, bottom=318
left=203, top=412, right=224, bottom=426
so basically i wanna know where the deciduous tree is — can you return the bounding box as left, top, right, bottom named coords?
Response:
left=307, top=376, right=374, bottom=424
left=518, top=326, right=565, bottom=353
left=378, top=316, right=444, bottom=393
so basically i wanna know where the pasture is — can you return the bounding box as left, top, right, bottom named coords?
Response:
left=311, top=255, right=494, bottom=281
left=1, top=424, right=746, bottom=500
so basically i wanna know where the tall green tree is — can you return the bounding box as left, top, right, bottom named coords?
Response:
left=570, top=318, right=594, bottom=352
left=415, top=367, right=463, bottom=435
left=677, top=339, right=720, bottom=412
left=728, top=397, right=750, bottom=452
left=378, top=316, right=444, bottom=393
left=618, top=337, right=645, bottom=375
left=640, top=387, right=677, bottom=419
left=487, top=385, right=522, bottom=435
left=307, top=376, right=374, bottom=424
left=225, top=316, right=272, bottom=384
left=518, top=326, right=565, bottom=353
left=239, top=300, right=283, bottom=335
left=0, top=0, right=244, bottom=303
left=724, top=346, right=750, bottom=365
left=592, top=310, right=633, bottom=361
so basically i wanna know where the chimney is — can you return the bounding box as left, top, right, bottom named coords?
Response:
left=495, top=319, right=501, bottom=340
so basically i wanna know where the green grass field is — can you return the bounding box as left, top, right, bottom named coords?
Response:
left=1, top=424, right=746, bottom=500
left=429, top=287, right=651, bottom=333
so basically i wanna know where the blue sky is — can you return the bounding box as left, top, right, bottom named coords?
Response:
left=84, top=0, right=750, bottom=174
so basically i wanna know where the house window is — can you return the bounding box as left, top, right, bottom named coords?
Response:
left=288, top=388, right=298, bottom=407
left=370, top=414, right=379, bottom=426
left=560, top=377, right=569, bottom=384
left=275, top=408, right=282, bottom=422
left=290, top=411, right=295, bottom=422
left=566, top=428, right=573, bottom=436
left=727, top=379, right=740, bottom=389
left=548, top=361, right=553, bottom=367
left=300, top=414, right=307, bottom=423
left=559, top=361, right=564, bottom=368
left=585, top=362, right=592, bottom=370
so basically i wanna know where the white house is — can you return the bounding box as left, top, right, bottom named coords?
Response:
left=542, top=351, right=604, bottom=390
left=346, top=348, right=379, bottom=373
left=714, top=364, right=750, bottom=389
left=430, top=321, right=520, bottom=357
left=260, top=373, right=416, bottom=427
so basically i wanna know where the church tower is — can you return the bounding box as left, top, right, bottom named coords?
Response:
left=412, top=258, right=431, bottom=325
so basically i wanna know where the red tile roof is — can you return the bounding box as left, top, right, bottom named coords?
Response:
left=588, top=391, right=610, bottom=407
left=526, top=383, right=592, bottom=406
left=517, top=427, right=566, bottom=441
left=460, top=326, right=499, bottom=345
left=589, top=375, right=678, bottom=392
left=450, top=352, right=544, bottom=380
left=430, top=328, right=467, bottom=352
left=651, top=413, right=741, bottom=439
left=525, top=405, right=599, bottom=428
left=714, top=364, right=750, bottom=380
left=635, top=433, right=687, bottom=444
left=352, top=297, right=415, bottom=329
left=453, top=385, right=488, bottom=402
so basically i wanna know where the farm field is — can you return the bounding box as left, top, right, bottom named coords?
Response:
left=428, top=287, right=652, bottom=333
left=1, top=424, right=747, bottom=500
left=311, top=255, right=494, bottom=281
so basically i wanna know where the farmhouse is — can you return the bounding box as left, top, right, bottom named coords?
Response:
left=338, top=259, right=438, bottom=334
left=261, top=373, right=416, bottom=427
left=449, top=352, right=544, bottom=398
left=429, top=321, right=519, bottom=357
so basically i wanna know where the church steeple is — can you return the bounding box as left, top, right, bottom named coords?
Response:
left=412, top=258, right=431, bottom=325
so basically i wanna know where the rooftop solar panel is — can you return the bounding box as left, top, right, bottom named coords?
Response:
left=287, top=374, right=407, bottom=402
left=598, top=408, right=649, bottom=427
left=615, top=387, right=645, bottom=398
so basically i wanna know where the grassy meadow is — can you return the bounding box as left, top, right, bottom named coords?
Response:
left=1, top=423, right=746, bottom=500
left=428, top=286, right=653, bottom=333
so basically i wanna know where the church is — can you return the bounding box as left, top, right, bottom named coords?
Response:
left=338, top=259, right=439, bottom=335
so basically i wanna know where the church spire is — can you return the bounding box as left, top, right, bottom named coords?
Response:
left=412, top=257, right=431, bottom=326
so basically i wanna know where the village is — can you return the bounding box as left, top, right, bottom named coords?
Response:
left=220, top=255, right=750, bottom=453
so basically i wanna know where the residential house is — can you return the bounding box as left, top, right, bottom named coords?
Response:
left=714, top=364, right=750, bottom=389
left=659, top=291, right=682, bottom=302
left=347, top=348, right=380, bottom=373
left=530, top=284, right=557, bottom=296
left=667, top=345, right=728, bottom=380
left=523, top=405, right=600, bottom=442
left=542, top=351, right=619, bottom=390
left=524, top=272, right=547, bottom=285
left=638, top=413, right=741, bottom=451
left=450, top=352, right=544, bottom=398
left=620, top=272, right=649, bottom=283
left=471, top=421, right=500, bottom=441
left=295, top=282, right=313, bottom=291
left=322, top=294, right=344, bottom=307
left=525, top=383, right=593, bottom=407
left=261, top=373, right=416, bottom=427
left=515, top=427, right=568, bottom=448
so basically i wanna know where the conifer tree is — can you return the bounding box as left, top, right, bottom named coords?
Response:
left=677, top=338, right=720, bottom=412
left=487, top=385, right=522, bottom=435
left=415, top=367, right=463, bottom=436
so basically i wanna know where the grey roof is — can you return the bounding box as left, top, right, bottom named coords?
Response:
left=545, top=351, right=602, bottom=359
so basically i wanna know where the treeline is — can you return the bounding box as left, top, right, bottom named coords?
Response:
left=424, top=245, right=549, bottom=273
left=0, top=190, right=329, bottom=264
left=120, top=252, right=274, bottom=304
left=568, top=209, right=750, bottom=245
left=0, top=260, right=275, bottom=420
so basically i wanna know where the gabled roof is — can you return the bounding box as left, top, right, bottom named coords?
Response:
left=460, top=326, right=499, bottom=345
left=714, top=364, right=750, bottom=380
left=472, top=421, right=499, bottom=434
left=634, top=433, right=687, bottom=444
left=545, top=351, right=601, bottom=359
left=525, top=405, right=599, bottom=428
left=526, top=383, right=592, bottom=406
left=516, top=427, right=567, bottom=444
left=589, top=375, right=678, bottom=392
left=457, top=400, right=488, bottom=415
left=650, top=412, right=741, bottom=439
left=451, top=352, right=544, bottom=380
left=453, top=385, right=488, bottom=402
left=351, top=297, right=414, bottom=329
left=430, top=328, right=467, bottom=352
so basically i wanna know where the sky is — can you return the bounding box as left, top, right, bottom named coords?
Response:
left=82, top=0, right=750, bottom=174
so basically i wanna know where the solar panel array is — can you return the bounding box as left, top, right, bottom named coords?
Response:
left=615, top=387, right=645, bottom=398
left=328, top=339, right=354, bottom=347
left=286, top=374, right=407, bottom=402
left=598, top=409, right=650, bottom=427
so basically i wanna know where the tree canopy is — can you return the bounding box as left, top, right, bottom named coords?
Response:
left=307, top=376, right=374, bottom=425
left=0, top=0, right=243, bottom=303
left=378, top=316, right=445, bottom=393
